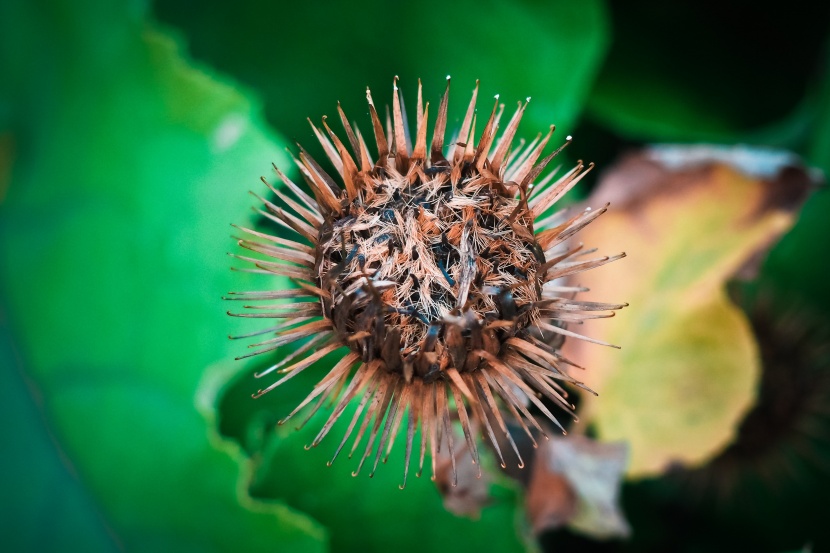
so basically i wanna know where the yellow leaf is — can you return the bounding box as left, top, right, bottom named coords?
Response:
left=564, top=146, right=813, bottom=477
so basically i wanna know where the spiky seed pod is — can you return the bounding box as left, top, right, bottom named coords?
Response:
left=228, top=78, right=625, bottom=488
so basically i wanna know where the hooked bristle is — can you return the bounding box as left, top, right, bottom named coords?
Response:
left=228, top=78, right=625, bottom=487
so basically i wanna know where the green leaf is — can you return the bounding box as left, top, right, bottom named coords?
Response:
left=761, top=37, right=830, bottom=314
left=0, top=314, right=119, bottom=552
left=203, top=363, right=533, bottom=553
left=153, top=0, right=610, bottom=144
left=0, top=1, right=324, bottom=550
left=583, top=3, right=829, bottom=145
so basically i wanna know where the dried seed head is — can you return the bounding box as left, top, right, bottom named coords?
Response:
left=228, top=78, right=626, bottom=487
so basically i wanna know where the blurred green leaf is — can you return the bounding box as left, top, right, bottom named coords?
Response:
left=153, top=0, right=609, bottom=144
left=761, top=36, right=830, bottom=314
left=211, top=332, right=534, bottom=551
left=584, top=2, right=830, bottom=145
left=0, top=1, right=324, bottom=550
left=806, top=38, right=830, bottom=170
left=0, top=313, right=119, bottom=552
left=588, top=71, right=739, bottom=142
left=203, top=362, right=533, bottom=553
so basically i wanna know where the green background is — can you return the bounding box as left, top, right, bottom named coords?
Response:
left=1, top=0, right=828, bottom=551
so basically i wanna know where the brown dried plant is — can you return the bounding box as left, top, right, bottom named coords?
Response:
left=227, top=78, right=625, bottom=488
